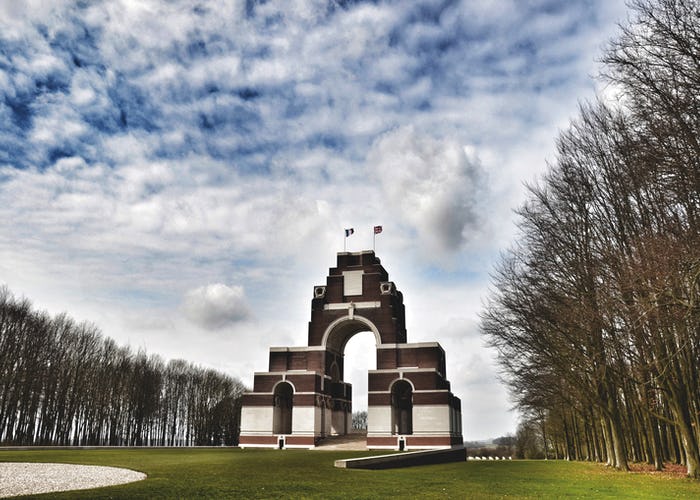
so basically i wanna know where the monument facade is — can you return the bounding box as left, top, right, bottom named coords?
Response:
left=239, top=250, right=463, bottom=449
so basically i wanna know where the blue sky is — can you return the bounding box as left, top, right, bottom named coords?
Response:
left=0, top=0, right=626, bottom=440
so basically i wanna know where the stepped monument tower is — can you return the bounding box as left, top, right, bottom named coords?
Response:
left=239, top=250, right=463, bottom=449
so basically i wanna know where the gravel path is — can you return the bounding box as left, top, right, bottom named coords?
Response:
left=0, top=462, right=146, bottom=498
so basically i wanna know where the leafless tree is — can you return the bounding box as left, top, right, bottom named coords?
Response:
left=482, top=0, right=699, bottom=478
left=0, top=287, right=246, bottom=447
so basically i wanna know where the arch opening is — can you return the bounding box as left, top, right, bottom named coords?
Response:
left=323, top=317, right=380, bottom=437
left=273, top=382, right=293, bottom=435
left=343, top=330, right=377, bottom=416
left=321, top=315, right=382, bottom=353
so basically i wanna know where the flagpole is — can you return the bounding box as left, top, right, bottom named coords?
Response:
left=343, top=228, right=354, bottom=252
left=373, top=225, right=382, bottom=253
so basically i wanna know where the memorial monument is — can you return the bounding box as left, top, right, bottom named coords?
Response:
left=239, top=250, right=463, bottom=449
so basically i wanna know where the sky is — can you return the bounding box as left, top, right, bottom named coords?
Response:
left=0, top=0, right=628, bottom=441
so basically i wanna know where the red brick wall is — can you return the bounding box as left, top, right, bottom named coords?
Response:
left=253, top=374, right=283, bottom=392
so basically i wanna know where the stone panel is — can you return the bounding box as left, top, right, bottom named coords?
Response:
left=331, top=409, right=348, bottom=435
left=412, top=405, right=452, bottom=433
left=343, top=270, right=364, bottom=296
left=368, top=405, right=391, bottom=435
left=240, top=406, right=273, bottom=433
left=292, top=406, right=316, bottom=434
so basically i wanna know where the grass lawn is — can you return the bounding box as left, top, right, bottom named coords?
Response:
left=1, top=448, right=700, bottom=499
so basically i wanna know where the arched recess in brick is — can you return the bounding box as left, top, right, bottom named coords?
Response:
left=272, top=382, right=293, bottom=435
left=390, top=379, right=413, bottom=435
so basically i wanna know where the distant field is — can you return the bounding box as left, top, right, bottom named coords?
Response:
left=1, top=448, right=700, bottom=499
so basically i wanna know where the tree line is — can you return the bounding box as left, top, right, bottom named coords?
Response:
left=0, top=286, right=246, bottom=446
left=352, top=410, right=368, bottom=430
left=466, top=436, right=516, bottom=459
left=482, top=0, right=699, bottom=478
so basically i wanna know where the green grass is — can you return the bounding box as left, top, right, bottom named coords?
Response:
left=1, top=448, right=700, bottom=499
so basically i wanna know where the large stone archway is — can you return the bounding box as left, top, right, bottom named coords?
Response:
left=322, top=315, right=381, bottom=354
left=239, top=251, right=463, bottom=449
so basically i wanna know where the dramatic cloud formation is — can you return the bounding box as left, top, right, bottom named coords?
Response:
left=183, top=283, right=251, bottom=330
left=0, top=0, right=628, bottom=439
left=369, top=126, right=485, bottom=256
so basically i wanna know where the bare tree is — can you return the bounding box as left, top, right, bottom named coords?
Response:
left=0, top=288, right=246, bottom=447
left=482, top=0, right=700, bottom=477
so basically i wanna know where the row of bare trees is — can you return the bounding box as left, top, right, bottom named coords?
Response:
left=0, top=286, right=246, bottom=446
left=482, top=0, right=699, bottom=477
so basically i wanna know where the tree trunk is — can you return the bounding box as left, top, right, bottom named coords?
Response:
left=669, top=392, right=700, bottom=478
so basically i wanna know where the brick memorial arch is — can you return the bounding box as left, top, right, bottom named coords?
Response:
left=239, top=251, right=463, bottom=449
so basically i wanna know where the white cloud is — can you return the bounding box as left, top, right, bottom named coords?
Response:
left=182, top=283, right=251, bottom=330
left=369, top=126, right=486, bottom=258
left=0, top=0, right=631, bottom=439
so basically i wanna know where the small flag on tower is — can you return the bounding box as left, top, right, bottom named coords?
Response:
left=343, top=228, right=354, bottom=251
left=372, top=225, right=382, bottom=251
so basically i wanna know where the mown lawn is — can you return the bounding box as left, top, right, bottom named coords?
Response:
left=1, top=448, right=700, bottom=499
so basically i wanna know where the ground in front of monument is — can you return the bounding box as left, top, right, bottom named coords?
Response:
left=1, top=448, right=699, bottom=499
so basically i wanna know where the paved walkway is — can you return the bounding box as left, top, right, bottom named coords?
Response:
left=314, top=432, right=367, bottom=450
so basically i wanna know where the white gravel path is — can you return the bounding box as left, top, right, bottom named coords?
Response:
left=0, top=462, right=146, bottom=498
